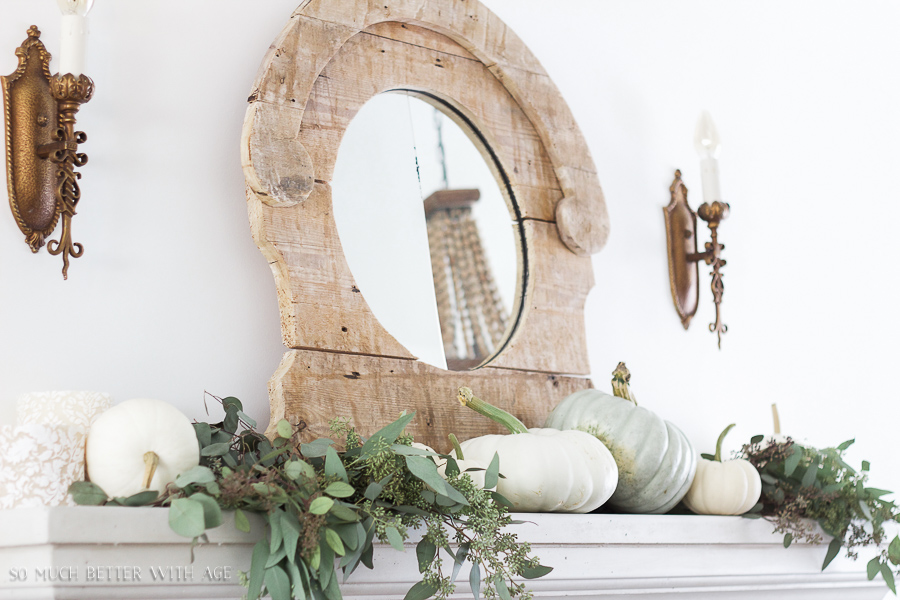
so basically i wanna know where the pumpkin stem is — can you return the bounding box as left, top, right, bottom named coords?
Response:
left=448, top=433, right=465, bottom=460
left=714, top=423, right=736, bottom=462
left=142, top=451, right=160, bottom=489
left=611, top=362, right=638, bottom=406
left=457, top=387, right=528, bottom=434
left=771, top=403, right=781, bottom=435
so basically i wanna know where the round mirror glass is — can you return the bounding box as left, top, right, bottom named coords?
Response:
left=332, top=92, right=520, bottom=371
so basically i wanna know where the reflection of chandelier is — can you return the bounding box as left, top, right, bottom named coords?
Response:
left=425, top=189, right=509, bottom=370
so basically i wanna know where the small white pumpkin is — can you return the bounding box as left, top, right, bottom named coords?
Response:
left=86, top=398, right=200, bottom=498
left=683, top=424, right=762, bottom=515
left=455, top=388, right=618, bottom=513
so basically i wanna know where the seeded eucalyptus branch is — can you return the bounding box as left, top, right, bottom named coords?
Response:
left=741, top=435, right=900, bottom=594
left=69, top=394, right=550, bottom=600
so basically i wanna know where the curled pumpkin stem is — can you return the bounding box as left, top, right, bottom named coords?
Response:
left=449, top=433, right=465, bottom=460
left=457, top=387, right=528, bottom=434
left=714, top=423, right=736, bottom=462
left=142, top=451, right=160, bottom=489
left=611, top=362, right=638, bottom=406
left=771, top=403, right=781, bottom=435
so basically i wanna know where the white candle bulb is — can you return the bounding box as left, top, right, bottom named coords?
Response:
left=57, top=0, right=94, bottom=77
left=694, top=110, right=722, bottom=204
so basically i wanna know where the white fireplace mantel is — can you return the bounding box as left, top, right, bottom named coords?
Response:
left=0, top=507, right=888, bottom=599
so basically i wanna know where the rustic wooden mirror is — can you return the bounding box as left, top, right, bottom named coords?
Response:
left=242, top=0, right=610, bottom=449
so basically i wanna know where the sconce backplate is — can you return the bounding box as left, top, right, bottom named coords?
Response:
left=2, top=27, right=60, bottom=252
left=663, top=170, right=699, bottom=329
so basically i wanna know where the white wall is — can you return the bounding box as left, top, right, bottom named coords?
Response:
left=2, top=0, right=898, bottom=505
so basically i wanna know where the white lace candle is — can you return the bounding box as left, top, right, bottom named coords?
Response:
left=16, top=390, right=111, bottom=432
left=0, top=424, right=86, bottom=508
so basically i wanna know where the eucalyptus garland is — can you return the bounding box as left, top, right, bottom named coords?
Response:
left=69, top=395, right=550, bottom=600
left=741, top=435, right=900, bottom=594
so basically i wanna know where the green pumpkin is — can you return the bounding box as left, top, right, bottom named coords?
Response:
left=544, top=363, right=697, bottom=514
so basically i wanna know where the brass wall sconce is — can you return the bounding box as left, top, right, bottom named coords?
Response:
left=664, top=169, right=729, bottom=348
left=2, top=25, right=93, bottom=279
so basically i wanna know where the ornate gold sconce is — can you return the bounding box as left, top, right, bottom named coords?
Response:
left=2, top=26, right=94, bottom=279
left=664, top=170, right=729, bottom=348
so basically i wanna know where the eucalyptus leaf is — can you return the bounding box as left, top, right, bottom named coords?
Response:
left=801, top=461, right=819, bottom=488
left=403, top=580, right=438, bottom=600
left=174, top=465, right=216, bottom=488
left=865, top=487, right=893, bottom=499
left=385, top=526, right=405, bottom=552
left=836, top=438, right=855, bottom=451
left=329, top=502, right=361, bottom=522
left=224, top=410, right=239, bottom=435
left=68, top=481, right=108, bottom=506
left=168, top=498, right=206, bottom=538
left=360, top=412, right=416, bottom=457
left=750, top=434, right=764, bottom=444
left=783, top=448, right=802, bottom=477
left=495, top=576, right=513, bottom=600
left=469, top=558, right=481, bottom=600
left=190, top=492, right=223, bottom=529
left=285, top=459, right=316, bottom=481
left=234, top=509, right=251, bottom=533
left=222, top=396, right=243, bottom=412
left=264, top=565, right=292, bottom=600
left=276, top=419, right=293, bottom=439
left=281, top=511, right=302, bottom=564
left=201, top=442, right=232, bottom=457
left=247, top=540, right=269, bottom=600
left=700, top=453, right=716, bottom=461
left=269, top=509, right=285, bottom=554
left=285, top=560, right=307, bottom=600
left=237, top=410, right=257, bottom=428
left=325, top=528, right=346, bottom=556
left=484, top=452, right=500, bottom=490
left=318, top=538, right=335, bottom=589
left=862, top=460, right=871, bottom=472
left=301, top=438, right=335, bottom=458
left=405, top=455, right=449, bottom=494
left=264, top=546, right=287, bottom=569
left=114, top=490, right=158, bottom=506
left=882, top=563, right=896, bottom=594
left=868, top=557, right=882, bottom=581
left=444, top=456, right=460, bottom=477
left=450, top=543, right=469, bottom=585
left=325, top=447, right=349, bottom=483
left=334, top=523, right=360, bottom=551
left=193, top=422, right=212, bottom=447
left=821, top=537, right=842, bottom=570
left=310, top=496, right=334, bottom=515
left=783, top=533, right=792, bottom=548
left=416, top=538, right=436, bottom=573
left=521, top=564, right=553, bottom=579
left=889, top=535, right=900, bottom=565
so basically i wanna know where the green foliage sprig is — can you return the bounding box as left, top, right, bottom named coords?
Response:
left=69, top=395, right=550, bottom=600
left=741, top=435, right=900, bottom=594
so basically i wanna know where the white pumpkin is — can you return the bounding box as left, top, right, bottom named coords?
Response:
left=683, top=424, right=761, bottom=515
left=456, top=388, right=618, bottom=513
left=86, top=399, right=200, bottom=498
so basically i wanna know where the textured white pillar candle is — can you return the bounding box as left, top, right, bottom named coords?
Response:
left=57, top=0, right=94, bottom=76
left=694, top=110, right=722, bottom=204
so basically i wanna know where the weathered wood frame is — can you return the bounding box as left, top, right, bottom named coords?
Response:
left=242, top=0, right=610, bottom=449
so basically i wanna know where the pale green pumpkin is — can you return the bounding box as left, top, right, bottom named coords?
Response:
left=544, top=363, right=697, bottom=514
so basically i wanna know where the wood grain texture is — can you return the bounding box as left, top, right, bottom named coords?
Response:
left=489, top=220, right=593, bottom=375
left=245, top=0, right=610, bottom=253
left=266, top=349, right=593, bottom=449
left=248, top=181, right=417, bottom=358
left=243, top=0, right=608, bottom=440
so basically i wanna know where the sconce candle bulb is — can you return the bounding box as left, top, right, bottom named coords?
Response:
left=57, top=0, right=94, bottom=76
left=694, top=110, right=722, bottom=204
